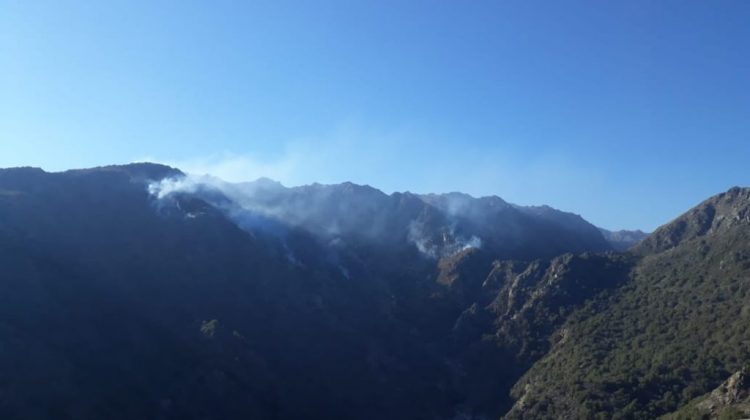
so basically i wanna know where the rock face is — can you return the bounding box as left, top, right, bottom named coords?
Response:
left=698, top=368, right=750, bottom=416
left=664, top=367, right=750, bottom=419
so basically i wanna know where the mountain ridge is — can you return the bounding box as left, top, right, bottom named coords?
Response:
left=0, top=163, right=615, bottom=419
left=1, top=162, right=748, bottom=419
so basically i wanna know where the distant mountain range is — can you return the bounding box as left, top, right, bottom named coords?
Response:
left=0, top=163, right=747, bottom=419
left=598, top=227, right=649, bottom=250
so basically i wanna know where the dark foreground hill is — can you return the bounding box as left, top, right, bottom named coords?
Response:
left=0, top=163, right=748, bottom=420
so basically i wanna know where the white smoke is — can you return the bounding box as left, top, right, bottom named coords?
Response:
left=150, top=173, right=483, bottom=260
left=408, top=220, right=439, bottom=259
left=407, top=220, right=482, bottom=259
left=148, top=174, right=225, bottom=199
left=148, top=174, right=287, bottom=223
left=462, top=235, right=483, bottom=251
left=149, top=174, right=317, bottom=267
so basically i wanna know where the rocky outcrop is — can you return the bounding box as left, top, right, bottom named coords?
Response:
left=664, top=367, right=750, bottom=419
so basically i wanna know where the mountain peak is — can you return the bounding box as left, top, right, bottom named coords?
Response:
left=635, top=186, right=750, bottom=254
left=723, top=186, right=750, bottom=205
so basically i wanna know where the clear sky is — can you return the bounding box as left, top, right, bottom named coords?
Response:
left=1, top=1, right=749, bottom=231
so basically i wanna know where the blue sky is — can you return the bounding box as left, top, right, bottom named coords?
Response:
left=1, top=1, right=749, bottom=231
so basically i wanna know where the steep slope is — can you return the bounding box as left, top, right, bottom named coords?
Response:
left=505, top=187, right=750, bottom=419
left=436, top=251, right=633, bottom=418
